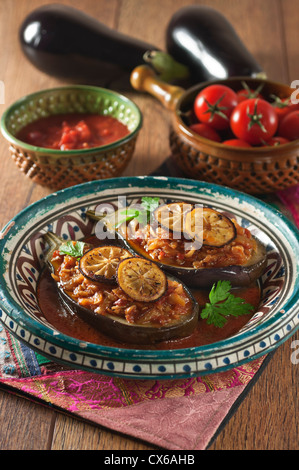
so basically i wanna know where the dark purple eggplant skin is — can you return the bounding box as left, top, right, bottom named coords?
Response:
left=57, top=275, right=199, bottom=345
left=159, top=253, right=267, bottom=289
left=19, top=4, right=160, bottom=89
left=122, top=237, right=267, bottom=289
left=166, top=6, right=263, bottom=84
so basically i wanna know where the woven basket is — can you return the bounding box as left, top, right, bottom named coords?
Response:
left=8, top=136, right=138, bottom=190
left=1, top=86, right=142, bottom=190
left=170, top=129, right=299, bottom=194
left=131, top=67, right=299, bottom=195
left=171, top=77, right=299, bottom=194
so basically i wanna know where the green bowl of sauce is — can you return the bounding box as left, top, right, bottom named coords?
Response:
left=1, top=85, right=142, bottom=189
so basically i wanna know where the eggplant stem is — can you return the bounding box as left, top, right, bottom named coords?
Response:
left=86, top=210, right=103, bottom=221
left=43, top=231, right=64, bottom=249
left=43, top=232, right=65, bottom=270
left=143, top=50, right=190, bottom=82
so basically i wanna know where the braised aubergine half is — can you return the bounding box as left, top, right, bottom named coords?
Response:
left=43, top=232, right=199, bottom=344
left=87, top=199, right=267, bottom=289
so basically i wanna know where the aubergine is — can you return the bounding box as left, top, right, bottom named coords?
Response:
left=123, top=233, right=267, bottom=289
left=43, top=232, right=199, bottom=344
left=166, top=6, right=264, bottom=84
left=19, top=4, right=189, bottom=89
left=58, top=279, right=198, bottom=345
left=86, top=209, right=267, bottom=289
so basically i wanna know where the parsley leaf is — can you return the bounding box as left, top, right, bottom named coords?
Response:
left=59, top=241, right=85, bottom=259
left=115, top=209, right=140, bottom=227
left=141, top=196, right=160, bottom=213
left=208, top=280, right=232, bottom=304
left=201, top=280, right=254, bottom=328
left=114, top=197, right=160, bottom=227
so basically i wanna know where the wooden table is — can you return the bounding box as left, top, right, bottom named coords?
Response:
left=0, top=0, right=298, bottom=450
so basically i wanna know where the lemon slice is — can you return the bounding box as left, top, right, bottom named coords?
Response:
left=153, top=202, right=193, bottom=234
left=79, top=245, right=131, bottom=282
left=117, top=257, right=167, bottom=302
left=185, top=207, right=237, bottom=247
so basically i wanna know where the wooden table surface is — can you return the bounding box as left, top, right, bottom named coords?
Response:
left=0, top=0, right=298, bottom=451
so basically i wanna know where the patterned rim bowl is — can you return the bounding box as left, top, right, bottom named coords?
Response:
left=0, top=176, right=299, bottom=380
left=0, top=85, right=142, bottom=190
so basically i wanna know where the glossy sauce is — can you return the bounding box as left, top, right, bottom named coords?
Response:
left=16, top=113, right=130, bottom=150
left=37, top=268, right=261, bottom=350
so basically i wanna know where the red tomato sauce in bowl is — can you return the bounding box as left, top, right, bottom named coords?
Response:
left=16, top=113, right=130, bottom=150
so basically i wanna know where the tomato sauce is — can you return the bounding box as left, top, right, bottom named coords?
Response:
left=37, top=268, right=261, bottom=350
left=16, top=113, right=130, bottom=150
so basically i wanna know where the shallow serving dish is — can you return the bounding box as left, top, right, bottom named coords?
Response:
left=131, top=67, right=299, bottom=194
left=0, top=176, right=298, bottom=379
left=0, top=85, right=142, bottom=189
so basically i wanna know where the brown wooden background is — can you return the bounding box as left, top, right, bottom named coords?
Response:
left=0, top=0, right=298, bottom=450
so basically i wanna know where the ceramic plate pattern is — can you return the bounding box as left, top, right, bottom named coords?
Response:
left=0, top=176, right=299, bottom=379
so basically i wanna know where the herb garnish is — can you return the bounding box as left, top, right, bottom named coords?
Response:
left=115, top=196, right=160, bottom=227
left=201, top=280, right=254, bottom=327
left=59, top=241, right=85, bottom=259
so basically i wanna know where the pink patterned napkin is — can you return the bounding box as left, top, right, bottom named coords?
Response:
left=0, top=339, right=266, bottom=450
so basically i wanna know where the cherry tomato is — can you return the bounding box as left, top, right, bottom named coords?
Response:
left=194, top=84, right=238, bottom=130
left=271, top=96, right=299, bottom=123
left=236, top=81, right=264, bottom=103
left=264, top=136, right=290, bottom=146
left=230, top=98, right=278, bottom=145
left=278, top=110, right=299, bottom=141
left=222, top=139, right=251, bottom=147
left=189, top=123, right=221, bottom=142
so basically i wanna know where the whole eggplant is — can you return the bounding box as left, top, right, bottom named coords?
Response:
left=19, top=4, right=189, bottom=89
left=166, top=6, right=264, bottom=83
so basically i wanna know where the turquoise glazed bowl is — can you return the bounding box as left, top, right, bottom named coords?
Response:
left=0, top=176, right=298, bottom=379
left=0, top=85, right=142, bottom=189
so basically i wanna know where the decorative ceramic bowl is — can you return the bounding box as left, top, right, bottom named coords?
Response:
left=131, top=67, right=299, bottom=194
left=0, top=85, right=142, bottom=189
left=0, top=176, right=299, bottom=379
